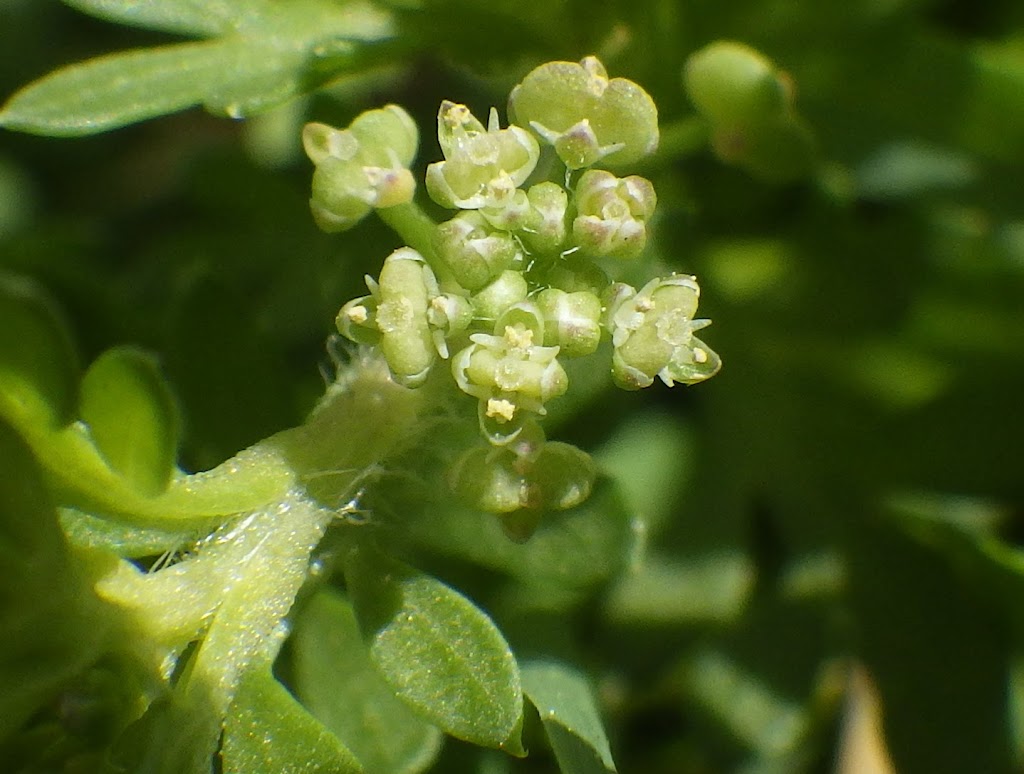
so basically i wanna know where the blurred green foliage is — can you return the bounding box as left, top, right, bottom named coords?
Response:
left=3, top=0, right=1024, bottom=772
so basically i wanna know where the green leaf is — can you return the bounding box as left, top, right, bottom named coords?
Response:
left=0, top=274, right=79, bottom=430
left=2, top=0, right=395, bottom=135
left=521, top=660, right=616, bottom=774
left=80, top=346, right=179, bottom=497
left=404, top=479, right=637, bottom=591
left=293, top=588, right=443, bottom=774
left=62, top=0, right=252, bottom=36
left=344, top=546, right=524, bottom=753
left=594, top=411, right=694, bottom=537
left=223, top=667, right=364, bottom=774
left=603, top=551, right=754, bottom=626
left=59, top=507, right=205, bottom=557
left=0, top=419, right=108, bottom=743
left=0, top=41, right=239, bottom=136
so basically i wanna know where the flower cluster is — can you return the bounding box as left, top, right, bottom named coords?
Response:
left=305, top=57, right=721, bottom=530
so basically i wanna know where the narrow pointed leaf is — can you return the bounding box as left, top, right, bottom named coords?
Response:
left=521, top=660, right=616, bottom=774
left=0, top=41, right=237, bottom=136
left=79, top=346, right=179, bottom=497
left=61, top=0, right=256, bottom=36
left=2, top=1, right=395, bottom=135
left=293, top=588, right=443, bottom=774
left=0, top=274, right=79, bottom=430
left=345, top=546, right=524, bottom=752
left=223, top=667, right=364, bottom=774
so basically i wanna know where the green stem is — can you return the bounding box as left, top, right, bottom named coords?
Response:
left=376, top=200, right=439, bottom=261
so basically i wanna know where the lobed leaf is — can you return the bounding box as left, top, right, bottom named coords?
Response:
left=80, top=346, right=179, bottom=497
left=293, top=588, right=443, bottom=774
left=521, top=660, right=617, bottom=774
left=344, top=546, right=524, bottom=753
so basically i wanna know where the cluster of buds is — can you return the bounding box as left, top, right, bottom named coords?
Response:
left=306, top=57, right=721, bottom=533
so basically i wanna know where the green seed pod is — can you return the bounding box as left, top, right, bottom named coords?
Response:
left=683, top=41, right=791, bottom=128
left=434, top=211, right=522, bottom=291
left=508, top=56, right=659, bottom=169
left=605, top=276, right=721, bottom=390
left=448, top=444, right=526, bottom=514
left=536, top=288, right=602, bottom=357
left=571, top=169, right=657, bottom=260
left=447, top=440, right=596, bottom=539
left=425, top=102, right=539, bottom=210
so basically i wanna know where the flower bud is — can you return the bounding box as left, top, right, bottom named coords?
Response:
left=434, top=211, right=522, bottom=291
left=536, top=288, right=602, bottom=357
left=683, top=41, right=791, bottom=128
left=605, top=276, right=721, bottom=390
left=425, top=102, right=540, bottom=210
left=374, top=249, right=436, bottom=387
left=472, top=270, right=529, bottom=323
left=335, top=248, right=471, bottom=386
left=303, top=107, right=419, bottom=232
left=508, top=56, right=659, bottom=169
left=571, top=169, right=657, bottom=260
left=519, top=182, right=569, bottom=254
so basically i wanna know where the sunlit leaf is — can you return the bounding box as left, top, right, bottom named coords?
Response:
left=222, top=667, right=364, bottom=774
left=521, top=659, right=616, bottom=774
left=0, top=41, right=238, bottom=136
left=344, top=546, right=524, bottom=753
left=62, top=0, right=253, bottom=36
left=80, top=346, right=179, bottom=497
left=293, top=588, right=443, bottom=774
left=1, top=0, right=394, bottom=135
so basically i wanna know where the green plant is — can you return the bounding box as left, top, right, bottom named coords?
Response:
left=4, top=2, right=1024, bottom=774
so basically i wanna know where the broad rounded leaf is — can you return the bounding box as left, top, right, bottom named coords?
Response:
left=0, top=274, right=79, bottom=430
left=294, top=588, right=443, bottom=774
left=522, top=660, right=617, bottom=774
left=223, top=667, right=364, bottom=774
left=344, top=546, right=524, bottom=752
left=80, top=346, right=179, bottom=497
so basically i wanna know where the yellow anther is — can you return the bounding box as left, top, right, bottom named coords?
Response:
left=486, top=398, right=517, bottom=422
